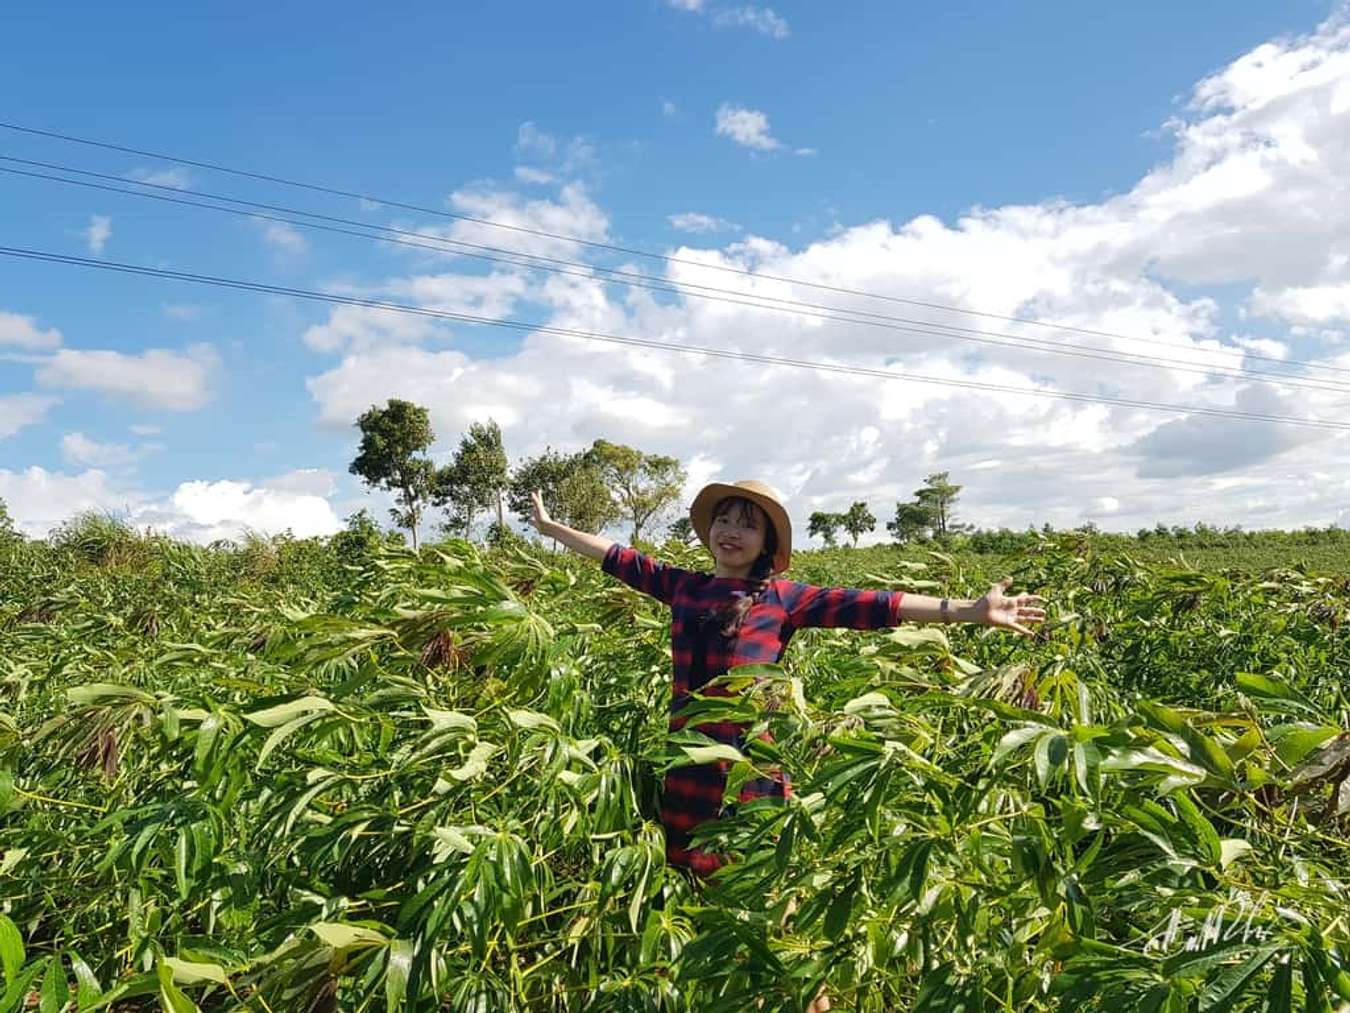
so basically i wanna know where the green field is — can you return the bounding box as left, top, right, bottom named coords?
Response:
left=2, top=522, right=1349, bottom=1010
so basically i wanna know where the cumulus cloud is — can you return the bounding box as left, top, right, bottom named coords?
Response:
left=715, top=104, right=781, bottom=151
left=36, top=344, right=219, bottom=411
left=0, top=394, right=59, bottom=440
left=84, top=215, right=112, bottom=254
left=669, top=212, right=741, bottom=234
left=415, top=182, right=609, bottom=262
left=291, top=10, right=1350, bottom=540
left=0, top=466, right=344, bottom=542
left=0, top=311, right=62, bottom=350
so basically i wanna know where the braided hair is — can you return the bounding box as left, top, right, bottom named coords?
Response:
left=706, top=496, right=780, bottom=639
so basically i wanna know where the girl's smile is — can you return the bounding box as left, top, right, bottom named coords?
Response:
left=709, top=499, right=768, bottom=578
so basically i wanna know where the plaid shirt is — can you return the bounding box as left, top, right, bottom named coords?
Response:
left=602, top=543, right=904, bottom=874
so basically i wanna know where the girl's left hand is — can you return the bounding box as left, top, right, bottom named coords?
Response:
left=973, top=578, right=1047, bottom=637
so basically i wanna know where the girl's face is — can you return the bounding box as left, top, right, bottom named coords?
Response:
left=709, top=498, right=768, bottom=572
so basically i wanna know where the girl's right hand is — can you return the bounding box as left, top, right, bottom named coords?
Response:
left=529, top=489, right=553, bottom=531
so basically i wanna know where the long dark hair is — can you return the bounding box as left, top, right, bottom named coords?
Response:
left=708, top=496, right=779, bottom=638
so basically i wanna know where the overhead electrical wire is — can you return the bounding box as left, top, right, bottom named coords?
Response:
left=2, top=243, right=1346, bottom=433
left=0, top=119, right=1330, bottom=376
left=4, top=157, right=1349, bottom=399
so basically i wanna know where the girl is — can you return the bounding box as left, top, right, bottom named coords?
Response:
left=529, top=479, right=1046, bottom=875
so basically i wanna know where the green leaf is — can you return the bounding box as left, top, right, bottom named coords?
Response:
left=67, top=684, right=155, bottom=707
left=68, top=951, right=100, bottom=1010
left=1099, top=746, right=1206, bottom=782
left=447, top=741, right=496, bottom=782
left=385, top=938, right=413, bottom=1011
left=1034, top=733, right=1068, bottom=788
left=992, top=725, right=1046, bottom=767
left=423, top=708, right=476, bottom=733
left=255, top=709, right=329, bottom=769
left=1267, top=724, right=1339, bottom=768
left=1218, top=839, right=1252, bottom=870
left=674, top=744, right=745, bottom=767
left=0, top=915, right=22, bottom=988
left=310, top=922, right=389, bottom=951
left=1234, top=673, right=1319, bottom=716
left=161, top=958, right=228, bottom=986
left=155, top=960, right=199, bottom=1013
left=506, top=708, right=560, bottom=732
left=243, top=695, right=335, bottom=728
left=39, top=956, right=69, bottom=1013
left=1197, top=945, right=1278, bottom=1011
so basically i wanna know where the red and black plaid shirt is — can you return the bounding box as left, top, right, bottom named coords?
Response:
left=602, top=544, right=904, bottom=874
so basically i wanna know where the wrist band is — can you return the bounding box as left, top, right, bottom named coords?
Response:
left=940, top=598, right=950, bottom=622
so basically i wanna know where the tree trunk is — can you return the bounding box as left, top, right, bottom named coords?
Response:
left=496, top=489, right=505, bottom=529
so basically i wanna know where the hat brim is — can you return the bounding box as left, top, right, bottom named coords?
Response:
left=690, top=482, right=792, bottom=574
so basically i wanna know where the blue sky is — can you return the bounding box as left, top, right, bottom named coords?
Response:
left=2, top=1, right=1349, bottom=541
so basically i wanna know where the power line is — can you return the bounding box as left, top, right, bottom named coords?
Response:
left=0, top=119, right=1325, bottom=372
left=6, top=158, right=1350, bottom=399
left=3, top=242, right=1348, bottom=433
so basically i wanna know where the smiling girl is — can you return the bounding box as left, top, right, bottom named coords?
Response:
left=529, top=479, right=1045, bottom=876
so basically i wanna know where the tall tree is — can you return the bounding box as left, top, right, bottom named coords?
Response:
left=915, top=472, right=965, bottom=537
left=508, top=448, right=617, bottom=545
left=807, top=511, right=843, bottom=547
left=349, top=399, right=439, bottom=550
left=886, top=500, right=933, bottom=543
left=840, top=501, right=876, bottom=547
left=435, top=420, right=509, bottom=540
left=886, top=472, right=968, bottom=543
left=584, top=439, right=686, bottom=544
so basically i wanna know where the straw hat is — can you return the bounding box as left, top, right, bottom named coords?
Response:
left=689, top=480, right=792, bottom=574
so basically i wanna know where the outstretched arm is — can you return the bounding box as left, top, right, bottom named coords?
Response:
left=528, top=489, right=613, bottom=561
left=900, top=578, right=1046, bottom=637
left=529, top=489, right=688, bottom=606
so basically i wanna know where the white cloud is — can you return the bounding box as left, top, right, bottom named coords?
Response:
left=512, top=122, right=595, bottom=178
left=61, top=432, right=159, bottom=469
left=419, top=182, right=610, bottom=261
left=715, top=104, right=781, bottom=151
left=292, top=9, right=1350, bottom=540
left=129, top=423, right=162, bottom=436
left=711, top=5, right=789, bottom=38
left=1251, top=283, right=1350, bottom=323
left=514, top=166, right=554, bottom=185
left=0, top=312, right=62, bottom=350
left=84, top=215, right=112, bottom=255
left=669, top=212, right=742, bottom=234
left=129, top=166, right=192, bottom=189
left=0, top=466, right=344, bottom=542
left=0, top=394, right=59, bottom=440
left=36, top=344, right=219, bottom=411
left=661, top=99, right=678, bottom=117
left=669, top=0, right=788, bottom=38
left=260, top=221, right=308, bottom=256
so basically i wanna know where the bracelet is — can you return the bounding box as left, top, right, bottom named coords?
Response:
left=939, top=598, right=950, bottom=623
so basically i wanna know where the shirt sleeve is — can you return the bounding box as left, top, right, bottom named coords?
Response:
left=601, top=544, right=693, bottom=607
left=776, top=580, right=904, bottom=630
